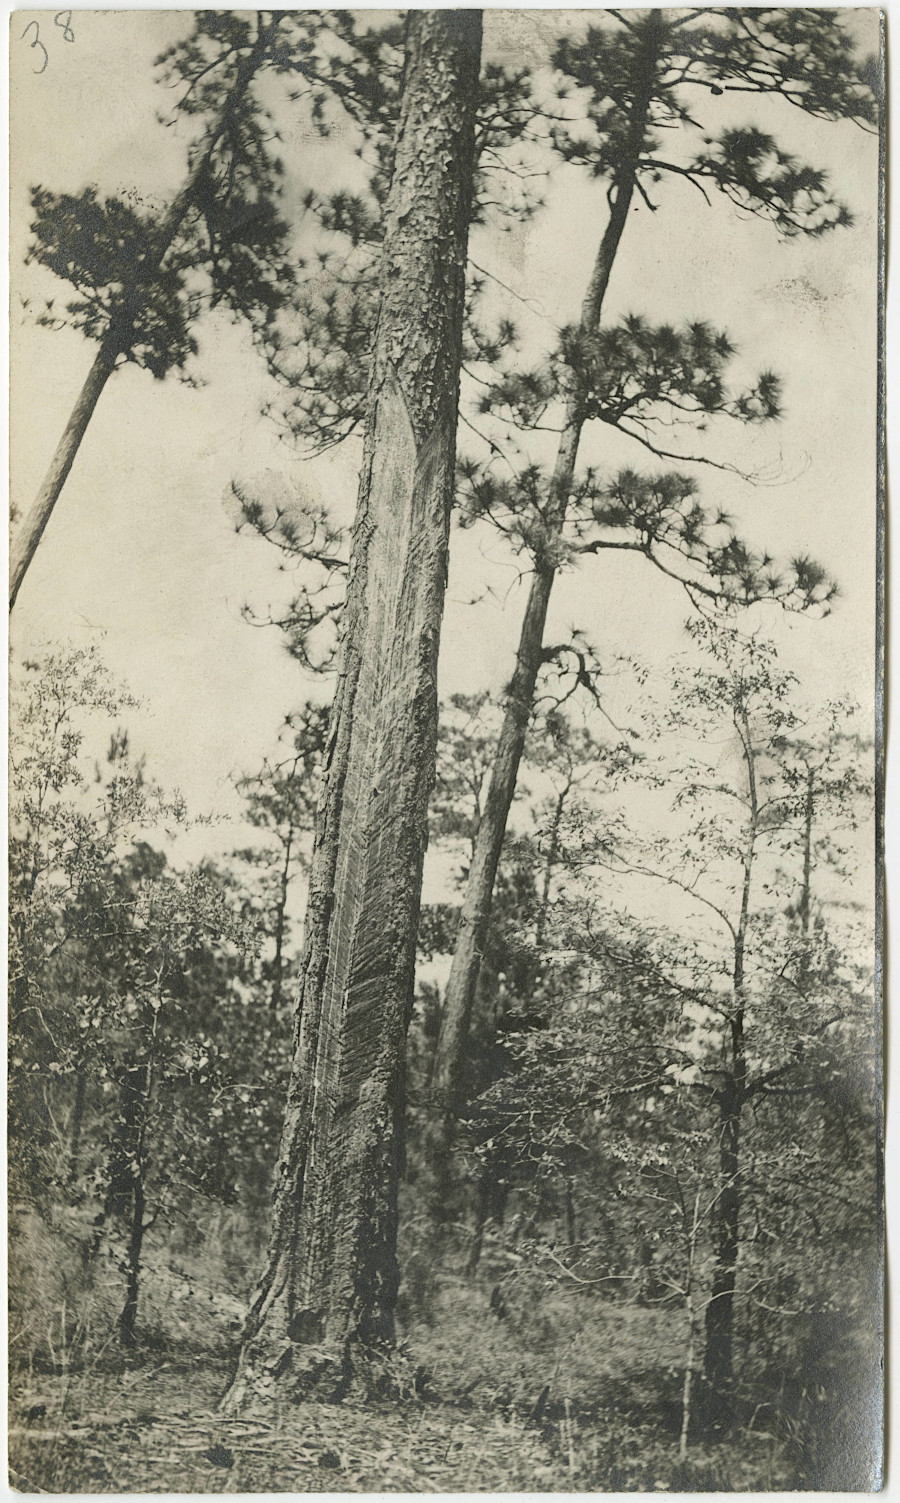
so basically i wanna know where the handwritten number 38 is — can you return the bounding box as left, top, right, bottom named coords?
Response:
left=21, top=13, right=74, bottom=74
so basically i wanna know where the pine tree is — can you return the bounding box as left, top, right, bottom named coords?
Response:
left=220, top=12, right=877, bottom=1142
left=11, top=9, right=396, bottom=609
left=224, top=10, right=483, bottom=1405
left=540, top=618, right=875, bottom=1422
left=232, top=704, right=328, bottom=1011
left=430, top=7, right=878, bottom=1129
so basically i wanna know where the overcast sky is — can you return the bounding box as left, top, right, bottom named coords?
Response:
left=9, top=7, right=882, bottom=871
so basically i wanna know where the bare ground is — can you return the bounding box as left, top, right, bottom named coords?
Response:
left=9, top=1360, right=572, bottom=1494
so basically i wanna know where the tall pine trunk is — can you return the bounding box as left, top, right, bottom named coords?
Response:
left=224, top=9, right=482, bottom=1406
left=431, top=12, right=665, bottom=1112
left=9, top=14, right=280, bottom=611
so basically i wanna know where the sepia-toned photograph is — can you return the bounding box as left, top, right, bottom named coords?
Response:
left=8, top=7, right=884, bottom=1492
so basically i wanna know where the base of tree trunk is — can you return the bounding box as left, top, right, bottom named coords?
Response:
left=222, top=1334, right=351, bottom=1412
left=222, top=1329, right=430, bottom=1413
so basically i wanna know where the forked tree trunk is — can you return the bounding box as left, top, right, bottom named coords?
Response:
left=9, top=14, right=281, bottom=612
left=431, top=12, right=665, bottom=1113
left=224, top=9, right=482, bottom=1406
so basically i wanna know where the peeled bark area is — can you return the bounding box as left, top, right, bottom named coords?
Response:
left=226, top=9, right=482, bottom=1405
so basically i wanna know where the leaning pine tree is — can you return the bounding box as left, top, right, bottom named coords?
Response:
left=11, top=9, right=402, bottom=609
left=430, top=6, right=879, bottom=1129
left=224, top=8, right=483, bottom=1406
left=10, top=12, right=298, bottom=609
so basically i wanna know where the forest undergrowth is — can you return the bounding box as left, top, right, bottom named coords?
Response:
left=9, top=1200, right=869, bottom=1494
left=8, top=637, right=880, bottom=1493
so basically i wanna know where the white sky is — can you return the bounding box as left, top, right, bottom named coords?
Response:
left=8, top=8, right=882, bottom=875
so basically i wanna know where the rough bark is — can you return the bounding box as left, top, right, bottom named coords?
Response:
left=9, top=14, right=280, bottom=612
left=431, top=12, right=665, bottom=1110
left=224, top=9, right=482, bottom=1407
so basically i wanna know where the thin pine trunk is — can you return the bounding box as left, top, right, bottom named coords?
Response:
left=680, top=1291, right=699, bottom=1462
left=536, top=782, right=569, bottom=948
left=10, top=346, right=117, bottom=609
left=800, top=763, right=814, bottom=937
left=564, top=1175, right=577, bottom=1249
left=92, top=1057, right=151, bottom=1344
left=703, top=1075, right=742, bottom=1410
left=270, top=825, right=294, bottom=1011
left=466, top=1147, right=508, bottom=1275
left=9, top=14, right=280, bottom=611
left=224, top=9, right=482, bottom=1407
left=118, top=1169, right=146, bottom=1349
left=431, top=12, right=665, bottom=1112
left=466, top=1168, right=491, bottom=1276
left=703, top=706, right=756, bottom=1417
